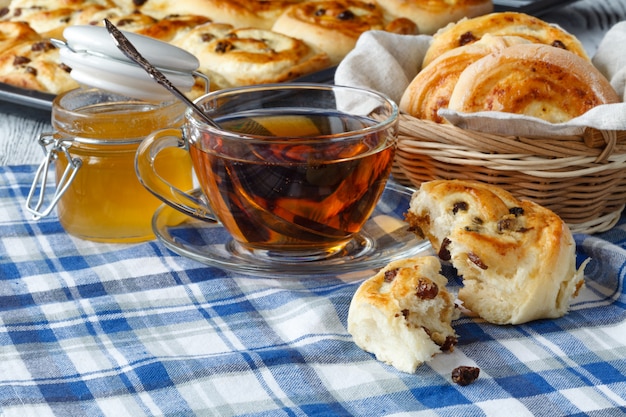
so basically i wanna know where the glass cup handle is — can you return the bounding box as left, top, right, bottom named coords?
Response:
left=135, top=128, right=217, bottom=222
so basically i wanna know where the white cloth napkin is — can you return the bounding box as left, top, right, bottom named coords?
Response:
left=335, top=23, right=626, bottom=138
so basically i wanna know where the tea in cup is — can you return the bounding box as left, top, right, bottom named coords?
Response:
left=136, top=83, right=398, bottom=262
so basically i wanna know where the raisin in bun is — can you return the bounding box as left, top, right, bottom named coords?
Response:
left=400, top=34, right=529, bottom=123
left=172, top=22, right=330, bottom=90
left=405, top=180, right=586, bottom=325
left=272, top=0, right=417, bottom=65
left=447, top=43, right=620, bottom=122
left=348, top=256, right=458, bottom=373
left=0, top=38, right=77, bottom=93
left=374, top=0, right=493, bottom=35
left=422, top=11, right=589, bottom=68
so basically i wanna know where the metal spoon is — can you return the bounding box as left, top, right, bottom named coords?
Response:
left=103, top=18, right=220, bottom=128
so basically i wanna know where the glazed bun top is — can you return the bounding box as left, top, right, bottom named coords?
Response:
left=422, top=11, right=589, bottom=68
left=447, top=43, right=620, bottom=122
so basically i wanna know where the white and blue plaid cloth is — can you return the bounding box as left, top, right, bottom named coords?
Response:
left=1, top=165, right=625, bottom=417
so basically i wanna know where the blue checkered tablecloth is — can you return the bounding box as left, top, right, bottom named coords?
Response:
left=1, top=165, right=625, bottom=417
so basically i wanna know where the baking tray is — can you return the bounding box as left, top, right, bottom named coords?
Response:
left=0, top=82, right=56, bottom=111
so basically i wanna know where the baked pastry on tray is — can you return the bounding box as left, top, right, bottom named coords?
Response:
left=172, top=22, right=331, bottom=90
left=0, top=37, right=78, bottom=93
left=272, top=0, right=418, bottom=65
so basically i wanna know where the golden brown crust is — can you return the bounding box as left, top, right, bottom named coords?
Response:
left=375, top=0, right=493, bottom=35
left=447, top=43, right=620, bottom=122
left=400, top=34, right=529, bottom=123
left=423, top=11, right=589, bottom=68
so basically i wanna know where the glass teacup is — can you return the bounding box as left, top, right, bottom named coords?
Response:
left=136, top=83, right=399, bottom=262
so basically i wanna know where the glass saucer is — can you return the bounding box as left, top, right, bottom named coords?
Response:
left=151, top=181, right=432, bottom=276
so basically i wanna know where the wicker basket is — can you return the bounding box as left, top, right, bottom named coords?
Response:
left=393, top=113, right=626, bottom=234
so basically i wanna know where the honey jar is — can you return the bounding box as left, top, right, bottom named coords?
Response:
left=27, top=88, right=193, bottom=242
left=26, top=24, right=202, bottom=242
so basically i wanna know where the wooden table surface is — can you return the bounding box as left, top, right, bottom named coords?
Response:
left=1, top=0, right=626, bottom=166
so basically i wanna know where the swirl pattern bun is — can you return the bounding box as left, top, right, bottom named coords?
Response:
left=447, top=43, right=620, bottom=122
left=348, top=256, right=458, bottom=373
left=405, top=180, right=587, bottom=325
left=400, top=12, right=620, bottom=123
left=400, top=34, right=529, bottom=123
left=272, top=0, right=417, bottom=65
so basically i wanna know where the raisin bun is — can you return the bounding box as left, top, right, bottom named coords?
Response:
left=272, top=0, right=418, bottom=65
left=0, top=38, right=77, bottom=94
left=172, top=22, right=330, bottom=90
left=405, top=180, right=586, bottom=325
left=447, top=43, right=620, bottom=122
left=348, top=256, right=458, bottom=373
left=400, top=34, right=529, bottom=123
left=422, top=11, right=589, bottom=68
left=374, top=0, right=493, bottom=35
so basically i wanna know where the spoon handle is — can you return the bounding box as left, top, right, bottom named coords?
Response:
left=103, top=19, right=219, bottom=128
